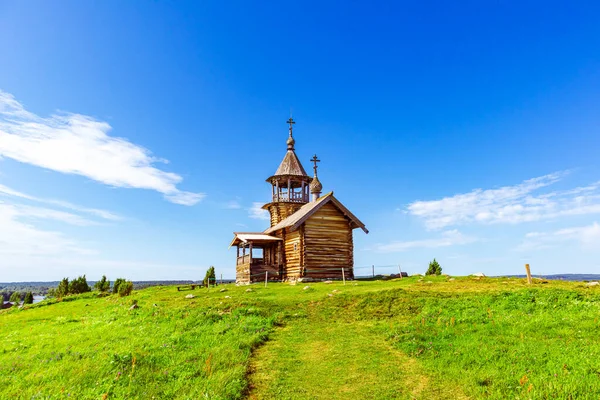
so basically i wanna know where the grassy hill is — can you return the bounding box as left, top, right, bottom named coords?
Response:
left=1, top=276, right=599, bottom=399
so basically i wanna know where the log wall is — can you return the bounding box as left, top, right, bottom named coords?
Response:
left=236, top=261, right=280, bottom=284
left=236, top=262, right=251, bottom=284
left=267, top=203, right=305, bottom=227
left=283, top=230, right=302, bottom=279
left=303, top=202, right=354, bottom=280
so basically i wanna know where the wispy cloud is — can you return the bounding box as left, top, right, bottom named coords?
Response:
left=406, top=172, right=600, bottom=230
left=0, top=90, right=204, bottom=205
left=0, top=183, right=120, bottom=221
left=224, top=200, right=242, bottom=210
left=375, top=230, right=477, bottom=252
left=517, top=222, right=600, bottom=251
left=0, top=202, right=95, bottom=257
left=6, top=202, right=98, bottom=226
left=248, top=202, right=269, bottom=220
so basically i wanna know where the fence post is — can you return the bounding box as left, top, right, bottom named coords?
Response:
left=342, top=267, right=346, bottom=285
left=398, top=264, right=403, bottom=279
left=220, top=274, right=223, bottom=285
left=525, top=264, right=532, bottom=285
left=265, top=271, right=268, bottom=288
left=372, top=265, right=375, bottom=278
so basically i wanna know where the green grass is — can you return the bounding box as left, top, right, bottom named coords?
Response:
left=1, top=277, right=599, bottom=399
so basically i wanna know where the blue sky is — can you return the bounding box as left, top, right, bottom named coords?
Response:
left=1, top=1, right=599, bottom=281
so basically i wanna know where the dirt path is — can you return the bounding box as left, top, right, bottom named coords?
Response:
left=247, top=316, right=467, bottom=400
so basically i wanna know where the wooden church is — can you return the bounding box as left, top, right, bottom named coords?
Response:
left=230, top=119, right=368, bottom=284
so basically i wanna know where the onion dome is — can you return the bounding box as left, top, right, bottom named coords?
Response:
left=310, top=175, right=323, bottom=193
left=287, top=134, right=295, bottom=150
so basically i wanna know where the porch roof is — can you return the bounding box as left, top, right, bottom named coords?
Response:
left=229, top=232, right=282, bottom=248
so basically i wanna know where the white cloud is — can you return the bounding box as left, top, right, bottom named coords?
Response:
left=7, top=202, right=98, bottom=226
left=248, top=202, right=269, bottom=220
left=224, top=200, right=242, bottom=210
left=0, top=202, right=95, bottom=257
left=375, top=230, right=477, bottom=252
left=0, top=90, right=204, bottom=205
left=406, top=172, right=600, bottom=229
left=517, top=222, right=600, bottom=251
left=0, top=183, right=120, bottom=221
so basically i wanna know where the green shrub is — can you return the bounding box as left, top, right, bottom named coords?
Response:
left=204, top=266, right=216, bottom=287
left=94, top=275, right=110, bottom=292
left=68, top=275, right=91, bottom=294
left=9, top=292, right=21, bottom=303
left=113, top=278, right=126, bottom=294
left=23, top=292, right=34, bottom=305
left=426, top=259, right=442, bottom=276
left=118, top=281, right=133, bottom=297
left=56, top=278, right=69, bottom=298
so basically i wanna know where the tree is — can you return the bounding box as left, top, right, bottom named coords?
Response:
left=69, top=275, right=91, bottom=294
left=94, top=275, right=111, bottom=292
left=113, top=278, right=126, bottom=294
left=9, top=291, right=21, bottom=303
left=23, top=292, right=34, bottom=304
left=118, top=281, right=134, bottom=297
left=426, top=259, right=442, bottom=276
left=56, top=278, right=69, bottom=298
left=204, top=266, right=216, bottom=287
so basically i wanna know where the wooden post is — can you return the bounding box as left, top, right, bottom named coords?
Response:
left=372, top=265, right=375, bottom=278
left=525, top=264, right=532, bottom=285
left=342, top=267, right=346, bottom=285
left=265, top=271, right=268, bottom=288
left=398, top=264, right=403, bottom=279
left=220, top=274, right=223, bottom=285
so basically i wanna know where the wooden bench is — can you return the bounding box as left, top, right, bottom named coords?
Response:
left=176, top=284, right=204, bottom=291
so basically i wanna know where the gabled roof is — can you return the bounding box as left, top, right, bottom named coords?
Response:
left=229, top=232, right=283, bottom=248
left=264, top=192, right=368, bottom=234
left=270, top=149, right=309, bottom=178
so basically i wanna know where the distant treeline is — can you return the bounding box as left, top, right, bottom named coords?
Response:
left=0, top=280, right=217, bottom=301
left=0, top=284, right=55, bottom=301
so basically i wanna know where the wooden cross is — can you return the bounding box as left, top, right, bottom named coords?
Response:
left=287, top=117, right=295, bottom=134
left=311, top=154, right=320, bottom=175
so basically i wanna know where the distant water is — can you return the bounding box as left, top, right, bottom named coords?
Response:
left=33, top=295, right=45, bottom=304
left=500, top=274, right=600, bottom=282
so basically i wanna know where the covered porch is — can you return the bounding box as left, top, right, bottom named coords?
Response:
left=229, top=233, right=283, bottom=284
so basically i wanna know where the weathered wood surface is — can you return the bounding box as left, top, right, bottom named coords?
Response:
left=236, top=262, right=251, bottom=284
left=236, top=261, right=280, bottom=284
left=176, top=284, right=203, bottom=291
left=267, top=202, right=304, bottom=227
left=303, top=202, right=354, bottom=279
left=283, top=230, right=302, bottom=278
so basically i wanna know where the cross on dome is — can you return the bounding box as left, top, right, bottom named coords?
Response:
left=311, top=154, right=320, bottom=177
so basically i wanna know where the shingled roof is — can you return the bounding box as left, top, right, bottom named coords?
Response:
left=264, top=192, right=369, bottom=234
left=272, top=149, right=309, bottom=177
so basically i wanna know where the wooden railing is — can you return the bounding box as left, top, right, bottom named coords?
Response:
left=272, top=193, right=308, bottom=203
left=237, top=256, right=267, bottom=266
left=237, top=255, right=251, bottom=265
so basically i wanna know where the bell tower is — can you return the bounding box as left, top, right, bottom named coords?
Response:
left=263, top=118, right=312, bottom=226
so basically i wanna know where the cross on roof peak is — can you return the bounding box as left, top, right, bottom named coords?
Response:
left=311, top=154, right=320, bottom=176
left=287, top=117, right=295, bottom=135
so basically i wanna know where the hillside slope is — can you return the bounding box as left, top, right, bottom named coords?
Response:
left=1, top=277, right=599, bottom=399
